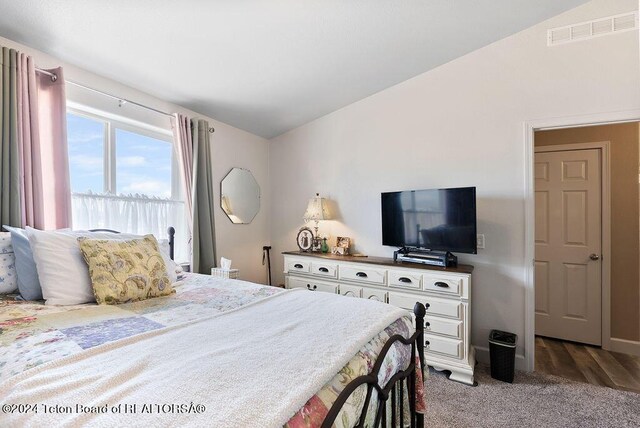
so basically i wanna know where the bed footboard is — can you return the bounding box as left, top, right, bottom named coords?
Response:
left=321, top=302, right=426, bottom=428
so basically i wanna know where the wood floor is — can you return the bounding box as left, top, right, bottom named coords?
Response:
left=535, top=336, right=640, bottom=394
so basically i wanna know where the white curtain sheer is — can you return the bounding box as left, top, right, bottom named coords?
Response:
left=71, top=192, right=188, bottom=262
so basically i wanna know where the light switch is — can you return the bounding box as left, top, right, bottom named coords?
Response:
left=477, top=234, right=485, bottom=249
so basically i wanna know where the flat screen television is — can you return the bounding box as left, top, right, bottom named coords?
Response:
left=381, top=187, right=477, bottom=254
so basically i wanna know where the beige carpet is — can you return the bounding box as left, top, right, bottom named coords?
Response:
left=424, top=364, right=640, bottom=427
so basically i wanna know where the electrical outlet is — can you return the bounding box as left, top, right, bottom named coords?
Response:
left=477, top=234, right=485, bottom=249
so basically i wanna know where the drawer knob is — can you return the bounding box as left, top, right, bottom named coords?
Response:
left=425, top=341, right=430, bottom=346
left=306, top=284, right=317, bottom=291
left=398, top=277, right=412, bottom=283
left=434, top=281, right=449, bottom=288
left=425, top=322, right=431, bottom=328
left=294, top=264, right=303, bottom=269
left=425, top=303, right=431, bottom=309
left=319, top=267, right=329, bottom=273
left=356, top=272, right=368, bottom=278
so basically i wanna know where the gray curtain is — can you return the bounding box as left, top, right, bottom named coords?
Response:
left=191, top=119, right=216, bottom=274
left=0, top=47, right=21, bottom=227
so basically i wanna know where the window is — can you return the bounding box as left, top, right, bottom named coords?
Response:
left=67, top=110, right=187, bottom=261
left=67, top=113, right=105, bottom=193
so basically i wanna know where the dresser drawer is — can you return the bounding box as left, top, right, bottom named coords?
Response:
left=388, top=291, right=423, bottom=312
left=424, top=297, right=461, bottom=319
left=388, top=270, right=422, bottom=290
left=425, top=334, right=463, bottom=359
left=286, top=258, right=311, bottom=274
left=423, top=275, right=462, bottom=296
left=339, top=284, right=362, bottom=298
left=288, top=277, right=338, bottom=294
left=388, top=292, right=462, bottom=320
left=339, top=265, right=386, bottom=285
left=425, top=316, right=463, bottom=339
left=311, top=262, right=338, bottom=279
left=363, top=288, right=388, bottom=303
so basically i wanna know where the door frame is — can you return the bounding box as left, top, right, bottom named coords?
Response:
left=524, top=109, right=640, bottom=372
left=534, top=142, right=610, bottom=348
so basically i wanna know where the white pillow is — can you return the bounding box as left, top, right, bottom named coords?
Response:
left=0, top=232, right=18, bottom=294
left=26, top=227, right=95, bottom=305
left=158, top=238, right=183, bottom=281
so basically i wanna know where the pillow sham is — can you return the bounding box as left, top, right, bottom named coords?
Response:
left=71, top=232, right=180, bottom=283
left=0, top=232, right=18, bottom=294
left=2, top=226, right=42, bottom=300
left=78, top=235, right=174, bottom=305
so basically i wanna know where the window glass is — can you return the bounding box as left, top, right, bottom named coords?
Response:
left=115, top=129, right=173, bottom=198
left=67, top=113, right=104, bottom=193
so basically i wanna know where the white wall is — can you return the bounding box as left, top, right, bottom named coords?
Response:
left=0, top=35, right=272, bottom=284
left=269, top=0, right=640, bottom=366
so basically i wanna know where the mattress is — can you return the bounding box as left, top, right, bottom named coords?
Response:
left=0, top=273, right=424, bottom=427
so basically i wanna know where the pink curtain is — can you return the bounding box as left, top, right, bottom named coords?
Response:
left=16, top=55, right=71, bottom=229
left=172, top=113, right=194, bottom=234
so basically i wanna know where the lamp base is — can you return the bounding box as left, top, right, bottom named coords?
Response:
left=311, top=223, right=322, bottom=252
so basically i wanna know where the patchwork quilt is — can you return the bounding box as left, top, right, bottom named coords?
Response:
left=0, top=273, right=425, bottom=427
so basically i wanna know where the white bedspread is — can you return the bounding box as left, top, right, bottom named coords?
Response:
left=0, top=288, right=407, bottom=427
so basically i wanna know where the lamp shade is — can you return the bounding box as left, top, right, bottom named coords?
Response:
left=303, top=193, right=330, bottom=223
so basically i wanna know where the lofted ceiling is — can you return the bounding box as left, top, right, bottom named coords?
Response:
left=0, top=0, right=588, bottom=138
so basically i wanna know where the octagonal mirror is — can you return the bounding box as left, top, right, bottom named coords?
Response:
left=220, top=167, right=260, bottom=224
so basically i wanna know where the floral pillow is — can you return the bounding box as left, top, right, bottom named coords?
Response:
left=78, top=235, right=174, bottom=305
left=0, top=232, right=18, bottom=294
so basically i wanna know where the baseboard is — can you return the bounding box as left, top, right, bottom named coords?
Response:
left=474, top=346, right=528, bottom=372
left=608, top=338, right=640, bottom=357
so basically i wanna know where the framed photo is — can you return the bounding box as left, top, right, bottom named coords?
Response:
left=337, top=236, right=351, bottom=250
left=296, top=227, right=314, bottom=252
left=311, top=237, right=322, bottom=252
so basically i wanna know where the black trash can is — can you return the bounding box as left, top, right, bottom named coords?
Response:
left=489, top=330, right=517, bottom=383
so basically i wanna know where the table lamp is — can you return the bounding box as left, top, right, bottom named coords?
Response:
left=303, top=193, right=330, bottom=251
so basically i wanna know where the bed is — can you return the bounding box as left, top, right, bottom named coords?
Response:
left=0, top=228, right=426, bottom=427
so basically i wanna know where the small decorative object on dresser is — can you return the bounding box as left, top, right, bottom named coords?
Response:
left=331, top=246, right=345, bottom=255
left=283, top=250, right=476, bottom=386
left=336, top=236, right=351, bottom=254
left=311, top=237, right=322, bottom=252
left=321, top=237, right=329, bottom=253
left=296, top=227, right=314, bottom=252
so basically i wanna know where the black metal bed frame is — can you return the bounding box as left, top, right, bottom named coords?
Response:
left=321, top=302, right=426, bottom=428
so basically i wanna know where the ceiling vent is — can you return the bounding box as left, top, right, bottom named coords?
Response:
left=547, top=11, right=638, bottom=46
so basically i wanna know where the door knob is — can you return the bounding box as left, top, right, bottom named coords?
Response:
left=589, top=254, right=600, bottom=261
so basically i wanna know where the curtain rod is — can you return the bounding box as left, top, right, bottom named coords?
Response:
left=36, top=68, right=214, bottom=133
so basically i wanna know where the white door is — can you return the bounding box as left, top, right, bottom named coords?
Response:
left=535, top=149, right=602, bottom=345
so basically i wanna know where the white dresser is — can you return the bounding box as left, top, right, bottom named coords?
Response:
left=283, top=251, right=475, bottom=385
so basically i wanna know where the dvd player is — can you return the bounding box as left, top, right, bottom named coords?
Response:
left=393, top=248, right=457, bottom=267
